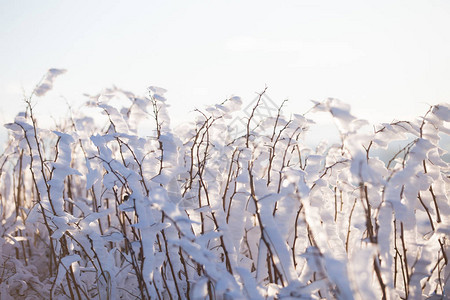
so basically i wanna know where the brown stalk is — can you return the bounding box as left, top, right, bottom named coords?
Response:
left=345, top=198, right=357, bottom=253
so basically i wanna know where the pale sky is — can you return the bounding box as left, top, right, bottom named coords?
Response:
left=1, top=0, right=450, bottom=146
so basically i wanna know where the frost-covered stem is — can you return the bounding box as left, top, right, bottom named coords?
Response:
left=210, top=211, right=233, bottom=274
left=14, top=150, right=30, bottom=265
left=334, top=187, right=338, bottom=222
left=295, top=145, right=304, bottom=170
left=429, top=186, right=441, bottom=223
left=438, top=239, right=448, bottom=265
left=437, top=261, right=446, bottom=295
left=270, top=99, right=288, bottom=142
left=292, top=203, right=303, bottom=268
left=18, top=232, right=27, bottom=265
left=418, top=106, right=433, bottom=139
left=400, top=222, right=410, bottom=297
left=155, top=233, right=173, bottom=298
left=102, top=106, right=118, bottom=134
left=266, top=253, right=274, bottom=283
left=422, top=255, right=445, bottom=290
left=248, top=162, right=285, bottom=287
left=151, top=96, right=164, bottom=175
left=386, top=140, right=415, bottom=169
left=360, top=183, right=375, bottom=243
left=87, top=236, right=114, bottom=289
left=422, top=160, right=442, bottom=223
left=196, top=113, right=217, bottom=187
left=345, top=198, right=357, bottom=253
left=105, top=195, right=112, bottom=234
left=194, top=116, right=213, bottom=235
left=50, top=257, right=71, bottom=299
left=310, top=160, right=350, bottom=190
left=197, top=182, right=206, bottom=235
left=184, top=120, right=208, bottom=196
left=152, top=278, right=163, bottom=300
left=246, top=87, right=267, bottom=148
left=115, top=195, right=129, bottom=253
left=72, top=269, right=90, bottom=299
left=91, top=187, right=104, bottom=235
left=373, top=256, right=387, bottom=300
left=160, top=264, right=174, bottom=300
left=364, top=140, right=373, bottom=161
left=305, top=221, right=336, bottom=297
left=14, top=149, right=24, bottom=219
left=393, top=220, right=399, bottom=288
left=65, top=174, right=74, bottom=214
left=95, top=156, right=127, bottom=187
left=61, top=235, right=83, bottom=300
left=276, top=125, right=298, bottom=194
left=417, top=192, right=435, bottom=231
left=267, top=103, right=289, bottom=186
left=196, top=122, right=210, bottom=182
left=131, top=198, right=153, bottom=297
left=115, top=197, right=143, bottom=242
left=178, top=246, right=191, bottom=298
left=208, top=281, right=214, bottom=300
left=222, top=148, right=238, bottom=212
left=161, top=228, right=182, bottom=299
left=226, top=150, right=241, bottom=224
left=65, top=263, right=75, bottom=298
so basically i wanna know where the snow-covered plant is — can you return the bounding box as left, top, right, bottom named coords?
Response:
left=0, top=70, right=448, bottom=299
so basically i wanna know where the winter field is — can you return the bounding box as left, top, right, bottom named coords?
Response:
left=0, top=69, right=449, bottom=299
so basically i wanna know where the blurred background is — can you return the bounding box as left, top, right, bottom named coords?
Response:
left=1, top=0, right=449, bottom=152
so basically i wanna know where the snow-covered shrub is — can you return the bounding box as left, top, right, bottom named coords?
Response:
left=0, top=71, right=448, bottom=299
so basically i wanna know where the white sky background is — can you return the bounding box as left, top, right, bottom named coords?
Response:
left=1, top=0, right=450, bottom=148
